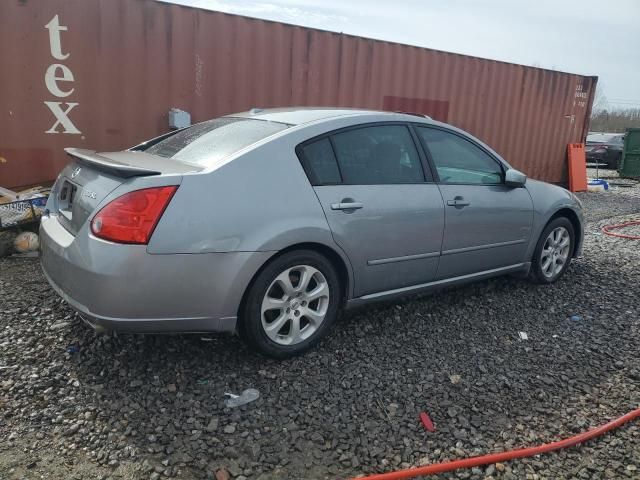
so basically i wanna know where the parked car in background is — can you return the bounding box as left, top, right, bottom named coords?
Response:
left=40, top=108, right=584, bottom=358
left=586, top=132, right=625, bottom=169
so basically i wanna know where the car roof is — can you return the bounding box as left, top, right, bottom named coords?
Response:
left=587, top=132, right=623, bottom=137
left=228, top=107, right=430, bottom=125
left=224, top=106, right=511, bottom=169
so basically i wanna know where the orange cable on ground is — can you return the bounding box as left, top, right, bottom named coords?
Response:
left=355, top=407, right=640, bottom=480
left=602, top=221, right=640, bottom=240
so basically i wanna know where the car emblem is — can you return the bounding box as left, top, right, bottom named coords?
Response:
left=71, top=167, right=81, bottom=179
left=83, top=189, right=97, bottom=200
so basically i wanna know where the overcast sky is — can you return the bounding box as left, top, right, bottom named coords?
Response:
left=163, top=0, right=640, bottom=110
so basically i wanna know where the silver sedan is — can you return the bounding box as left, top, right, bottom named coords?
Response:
left=40, top=108, right=584, bottom=358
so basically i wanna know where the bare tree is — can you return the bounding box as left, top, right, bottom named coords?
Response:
left=591, top=82, right=608, bottom=114
left=590, top=107, right=640, bottom=133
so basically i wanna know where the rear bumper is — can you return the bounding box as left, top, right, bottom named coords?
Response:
left=40, top=214, right=273, bottom=333
left=586, top=151, right=611, bottom=165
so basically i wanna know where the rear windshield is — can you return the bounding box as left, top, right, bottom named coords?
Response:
left=143, top=118, right=289, bottom=166
left=587, top=133, right=618, bottom=143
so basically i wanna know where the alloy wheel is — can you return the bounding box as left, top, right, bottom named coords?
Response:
left=260, top=265, right=330, bottom=345
left=540, top=226, right=571, bottom=279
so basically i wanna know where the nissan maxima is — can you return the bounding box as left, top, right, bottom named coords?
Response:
left=586, top=132, right=625, bottom=169
left=40, top=108, right=584, bottom=358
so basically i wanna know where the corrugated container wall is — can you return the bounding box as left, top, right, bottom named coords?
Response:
left=0, top=0, right=596, bottom=188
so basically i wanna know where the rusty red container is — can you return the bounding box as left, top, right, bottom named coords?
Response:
left=0, top=0, right=596, bottom=188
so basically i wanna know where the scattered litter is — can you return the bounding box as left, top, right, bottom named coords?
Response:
left=419, top=411, right=436, bottom=432
left=553, top=334, right=559, bottom=338
left=50, top=322, right=70, bottom=331
left=587, top=179, right=609, bottom=192
left=215, top=468, right=230, bottom=480
left=197, top=379, right=209, bottom=385
left=14, top=231, right=39, bottom=253
left=66, top=345, right=80, bottom=353
left=570, top=315, right=583, bottom=322
left=0, top=186, right=49, bottom=227
left=608, top=182, right=637, bottom=188
left=11, top=251, right=39, bottom=258
left=0, top=186, right=19, bottom=202
left=224, top=388, right=260, bottom=408
left=376, top=398, right=392, bottom=421
left=0, top=185, right=49, bottom=258
left=200, top=337, right=214, bottom=342
left=206, top=417, right=219, bottom=432
left=518, top=331, right=529, bottom=341
left=449, top=374, right=462, bottom=385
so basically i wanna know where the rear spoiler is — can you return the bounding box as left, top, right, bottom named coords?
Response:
left=64, top=148, right=161, bottom=178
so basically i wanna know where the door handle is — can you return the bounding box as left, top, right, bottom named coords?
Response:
left=331, top=202, right=363, bottom=211
left=446, top=197, right=470, bottom=207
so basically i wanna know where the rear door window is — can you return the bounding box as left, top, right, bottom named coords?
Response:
left=299, top=138, right=342, bottom=185
left=330, top=125, right=425, bottom=184
left=143, top=118, right=289, bottom=167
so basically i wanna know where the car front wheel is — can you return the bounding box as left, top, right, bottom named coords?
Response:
left=239, top=250, right=341, bottom=358
left=530, top=217, right=575, bottom=284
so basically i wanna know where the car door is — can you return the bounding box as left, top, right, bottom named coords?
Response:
left=414, top=125, right=533, bottom=279
left=297, top=123, right=445, bottom=297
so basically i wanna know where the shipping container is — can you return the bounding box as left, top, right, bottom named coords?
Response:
left=0, top=0, right=596, bottom=188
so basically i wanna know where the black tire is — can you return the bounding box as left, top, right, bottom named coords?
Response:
left=605, top=153, right=622, bottom=170
left=530, top=217, right=575, bottom=284
left=239, top=250, right=341, bottom=358
left=613, top=153, right=622, bottom=171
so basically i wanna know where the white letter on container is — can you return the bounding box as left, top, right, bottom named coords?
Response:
left=45, top=64, right=75, bottom=97
left=45, top=15, right=69, bottom=60
left=44, top=102, right=81, bottom=134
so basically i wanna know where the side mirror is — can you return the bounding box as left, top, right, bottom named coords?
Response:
left=505, top=168, right=527, bottom=187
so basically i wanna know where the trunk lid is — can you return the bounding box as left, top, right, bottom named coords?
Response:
left=51, top=149, right=201, bottom=235
left=585, top=142, right=604, bottom=152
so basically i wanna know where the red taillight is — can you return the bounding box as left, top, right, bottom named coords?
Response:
left=91, top=186, right=178, bottom=244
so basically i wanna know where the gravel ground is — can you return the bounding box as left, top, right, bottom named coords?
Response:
left=2, top=178, right=640, bottom=480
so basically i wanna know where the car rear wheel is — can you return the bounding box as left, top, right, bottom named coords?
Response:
left=611, top=153, right=622, bottom=170
left=239, top=250, right=341, bottom=358
left=530, top=217, right=575, bottom=284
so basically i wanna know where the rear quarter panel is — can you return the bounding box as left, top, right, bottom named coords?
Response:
left=147, top=136, right=334, bottom=254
